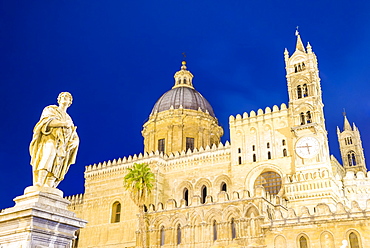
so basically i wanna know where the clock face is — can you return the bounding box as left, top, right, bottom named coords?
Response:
left=295, top=136, right=320, bottom=158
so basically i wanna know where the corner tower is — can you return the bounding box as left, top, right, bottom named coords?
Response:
left=142, top=61, right=223, bottom=154
left=337, top=115, right=367, bottom=173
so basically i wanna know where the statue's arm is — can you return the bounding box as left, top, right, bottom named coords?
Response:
left=48, top=118, right=71, bottom=128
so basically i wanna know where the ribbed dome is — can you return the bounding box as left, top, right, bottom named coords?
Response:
left=151, top=87, right=215, bottom=117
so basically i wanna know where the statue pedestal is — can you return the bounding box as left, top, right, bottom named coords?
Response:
left=0, top=186, right=87, bottom=248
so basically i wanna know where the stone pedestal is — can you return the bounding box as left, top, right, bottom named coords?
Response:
left=0, top=186, right=87, bottom=248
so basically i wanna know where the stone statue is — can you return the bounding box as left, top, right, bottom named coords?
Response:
left=30, top=92, right=79, bottom=188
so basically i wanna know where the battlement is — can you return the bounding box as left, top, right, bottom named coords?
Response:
left=65, top=193, right=84, bottom=206
left=84, top=141, right=231, bottom=177
left=229, top=103, right=288, bottom=124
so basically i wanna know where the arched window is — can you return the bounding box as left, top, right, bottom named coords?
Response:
left=282, top=139, right=286, bottom=146
left=238, top=148, right=241, bottom=153
left=300, top=112, right=305, bottom=125
left=283, top=148, right=287, bottom=157
left=348, top=151, right=357, bottom=166
left=267, top=142, right=270, bottom=148
left=252, top=145, right=255, bottom=151
left=297, top=85, right=302, bottom=99
left=345, top=137, right=353, bottom=145
left=231, top=218, right=236, bottom=240
left=299, top=236, right=308, bottom=248
left=303, top=84, right=308, bottom=97
left=254, top=171, right=282, bottom=195
left=201, top=185, right=207, bottom=204
left=349, top=232, right=360, bottom=248
left=267, top=151, right=271, bottom=159
left=183, top=188, right=189, bottom=206
left=306, top=111, right=312, bottom=123
left=238, top=156, right=242, bottom=164
left=111, top=201, right=121, bottom=223
left=160, top=226, right=165, bottom=246
left=221, top=182, right=227, bottom=192
left=253, top=154, right=256, bottom=162
left=183, top=78, right=187, bottom=84
left=177, top=224, right=182, bottom=245
left=213, top=220, right=218, bottom=241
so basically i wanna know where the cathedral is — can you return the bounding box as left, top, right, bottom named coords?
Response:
left=66, top=33, right=370, bottom=248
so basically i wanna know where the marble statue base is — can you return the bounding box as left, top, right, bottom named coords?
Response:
left=0, top=186, right=87, bottom=248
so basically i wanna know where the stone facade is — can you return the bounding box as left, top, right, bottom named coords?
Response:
left=67, top=34, right=370, bottom=248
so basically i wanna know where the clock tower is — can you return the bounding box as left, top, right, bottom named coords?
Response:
left=283, top=32, right=342, bottom=210
left=284, top=31, right=331, bottom=173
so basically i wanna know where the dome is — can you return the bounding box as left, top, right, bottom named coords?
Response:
left=151, top=86, right=216, bottom=117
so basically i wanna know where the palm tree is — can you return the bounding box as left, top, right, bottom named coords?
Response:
left=124, top=163, right=155, bottom=248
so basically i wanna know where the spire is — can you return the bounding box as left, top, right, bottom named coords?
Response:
left=343, top=114, right=352, bottom=131
left=295, top=28, right=306, bottom=53
left=173, top=61, right=194, bottom=89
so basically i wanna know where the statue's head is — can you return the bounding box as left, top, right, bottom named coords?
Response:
left=57, top=92, right=73, bottom=107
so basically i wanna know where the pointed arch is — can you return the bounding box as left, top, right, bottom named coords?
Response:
left=297, top=233, right=310, bottom=248
left=214, top=174, right=232, bottom=193
left=245, top=203, right=260, bottom=218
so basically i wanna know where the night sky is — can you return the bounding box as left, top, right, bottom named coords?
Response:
left=1, top=1, right=370, bottom=209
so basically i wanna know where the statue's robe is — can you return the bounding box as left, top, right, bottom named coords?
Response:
left=30, top=105, right=79, bottom=186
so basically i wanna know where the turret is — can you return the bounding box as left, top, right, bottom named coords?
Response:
left=337, top=115, right=367, bottom=173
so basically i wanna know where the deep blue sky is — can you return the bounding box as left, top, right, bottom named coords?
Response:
left=1, top=1, right=370, bottom=209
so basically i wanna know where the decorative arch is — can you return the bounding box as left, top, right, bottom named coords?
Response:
left=244, top=163, right=284, bottom=196
left=320, top=231, right=334, bottom=248
left=345, top=229, right=362, bottom=248
left=297, top=233, right=310, bottom=248
left=194, top=178, right=212, bottom=191
left=214, top=174, right=232, bottom=193
left=204, top=208, right=223, bottom=223
left=149, top=214, right=171, bottom=229
left=169, top=213, right=187, bottom=227
left=245, top=204, right=260, bottom=218
left=223, top=205, right=242, bottom=221
left=274, top=235, right=287, bottom=248
left=177, top=181, right=193, bottom=205
left=189, top=210, right=202, bottom=226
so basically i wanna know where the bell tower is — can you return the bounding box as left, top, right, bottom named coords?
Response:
left=284, top=31, right=331, bottom=172
left=283, top=31, right=342, bottom=211
left=337, top=115, right=367, bottom=173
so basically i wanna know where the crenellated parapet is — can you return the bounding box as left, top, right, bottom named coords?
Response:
left=65, top=193, right=84, bottom=205
left=343, top=171, right=370, bottom=209
left=229, top=103, right=290, bottom=166
left=84, top=141, right=231, bottom=178
left=229, top=103, right=288, bottom=125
